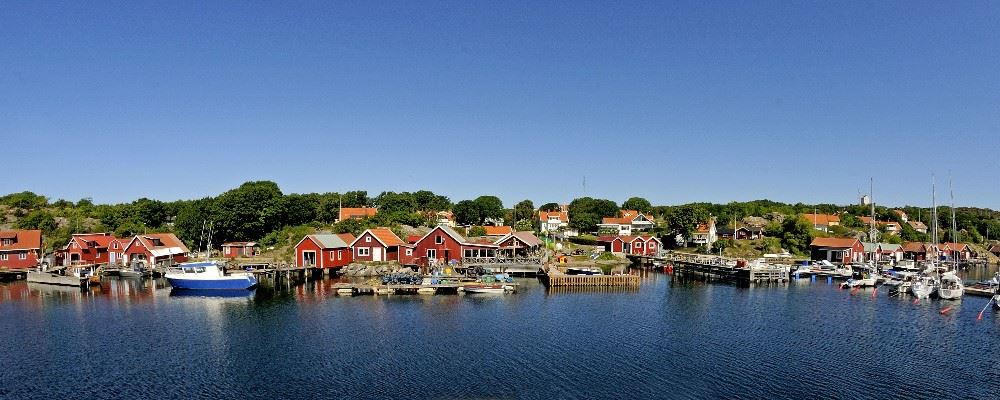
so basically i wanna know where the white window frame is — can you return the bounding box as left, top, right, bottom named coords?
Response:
left=19, top=252, right=27, bottom=260
left=301, top=250, right=317, bottom=266
left=330, top=251, right=336, bottom=261
left=635, top=242, right=643, bottom=248
left=405, top=249, right=412, bottom=256
left=366, top=236, right=372, bottom=243
left=0, top=254, right=7, bottom=261
left=358, top=247, right=370, bottom=256
left=435, top=235, right=444, bottom=244
left=427, top=249, right=437, bottom=260
left=337, top=250, right=343, bottom=261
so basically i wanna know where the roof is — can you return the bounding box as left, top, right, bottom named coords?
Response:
left=483, top=226, right=514, bottom=236
left=499, top=231, right=543, bottom=247
left=810, top=237, right=859, bottom=248
left=351, top=228, right=405, bottom=247
left=902, top=242, right=929, bottom=252
left=620, top=210, right=654, bottom=222
left=908, top=221, right=928, bottom=229
left=802, top=213, right=840, bottom=226
left=0, top=230, right=42, bottom=251
left=942, top=242, right=968, bottom=251
left=222, top=241, right=258, bottom=247
left=989, top=244, right=1000, bottom=252
left=695, top=224, right=711, bottom=233
left=879, top=243, right=903, bottom=252
left=894, top=210, right=908, bottom=218
left=539, top=211, right=568, bottom=223
left=71, top=233, right=116, bottom=249
left=306, top=234, right=353, bottom=249
left=130, top=233, right=189, bottom=254
left=338, top=207, right=377, bottom=220
left=600, top=217, right=632, bottom=225
left=415, top=225, right=468, bottom=246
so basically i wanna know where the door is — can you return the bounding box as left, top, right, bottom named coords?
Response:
left=373, top=247, right=383, bottom=262
left=109, top=252, right=116, bottom=265
left=302, top=251, right=316, bottom=267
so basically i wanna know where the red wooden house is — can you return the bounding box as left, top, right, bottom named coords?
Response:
left=494, top=232, right=544, bottom=257
left=64, top=233, right=117, bottom=266
left=122, top=233, right=189, bottom=268
left=222, top=242, right=260, bottom=258
left=810, top=237, right=863, bottom=264
left=413, top=226, right=497, bottom=267
left=602, top=235, right=662, bottom=256
left=0, top=230, right=42, bottom=269
left=294, top=233, right=355, bottom=269
left=107, top=237, right=127, bottom=266
left=350, top=228, right=409, bottom=263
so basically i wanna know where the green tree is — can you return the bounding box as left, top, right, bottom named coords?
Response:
left=173, top=198, right=215, bottom=249
left=132, top=198, right=167, bottom=228
left=213, top=181, right=284, bottom=243
left=414, top=190, right=451, bottom=211
left=568, top=197, right=619, bottom=233
left=1, top=191, right=48, bottom=209
left=16, top=210, right=57, bottom=233
left=453, top=200, right=480, bottom=226
left=622, top=197, right=653, bottom=213
left=539, top=203, right=561, bottom=212
left=468, top=226, right=487, bottom=237
left=513, top=199, right=535, bottom=229
left=780, top=216, right=814, bottom=256
left=341, top=191, right=370, bottom=208
left=474, top=196, right=505, bottom=223
left=665, top=205, right=705, bottom=246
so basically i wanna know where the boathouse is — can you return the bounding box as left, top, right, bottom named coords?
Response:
left=809, top=237, right=863, bottom=264
left=941, top=242, right=971, bottom=261
left=122, top=233, right=189, bottom=268
left=902, top=242, right=930, bottom=260
left=0, top=230, right=41, bottom=269
left=295, top=233, right=355, bottom=269
left=412, top=226, right=498, bottom=267
left=222, top=242, right=259, bottom=258
left=350, top=228, right=409, bottom=263
left=494, top=231, right=544, bottom=258
left=600, top=235, right=661, bottom=256
left=64, top=233, right=118, bottom=266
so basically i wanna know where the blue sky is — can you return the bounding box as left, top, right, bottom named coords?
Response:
left=3, top=1, right=998, bottom=208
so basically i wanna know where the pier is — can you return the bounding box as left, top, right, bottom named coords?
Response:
left=665, top=254, right=790, bottom=284
left=540, top=265, right=641, bottom=288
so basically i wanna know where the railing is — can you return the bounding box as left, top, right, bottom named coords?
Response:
left=461, top=256, right=543, bottom=265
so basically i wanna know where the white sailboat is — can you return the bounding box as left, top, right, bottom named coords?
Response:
left=911, top=176, right=940, bottom=299
left=937, top=177, right=964, bottom=300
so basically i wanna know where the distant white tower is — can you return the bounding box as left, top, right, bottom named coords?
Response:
left=860, top=194, right=871, bottom=206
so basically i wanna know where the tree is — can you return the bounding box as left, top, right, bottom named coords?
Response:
left=0, top=191, right=48, bottom=210
left=622, top=197, right=652, bottom=213
left=132, top=198, right=167, bottom=228
left=453, top=200, right=480, bottom=226
left=414, top=190, right=451, bottom=211
left=665, top=205, right=705, bottom=246
left=173, top=198, right=215, bottom=249
left=468, top=226, right=487, bottom=237
left=375, top=191, right=418, bottom=215
left=539, top=203, right=561, bottom=212
left=513, top=199, right=535, bottom=229
left=474, top=196, right=505, bottom=223
left=16, top=210, right=57, bottom=233
left=780, top=216, right=814, bottom=256
left=341, top=191, right=370, bottom=208
left=213, top=181, right=284, bottom=243
left=568, top=197, right=619, bottom=233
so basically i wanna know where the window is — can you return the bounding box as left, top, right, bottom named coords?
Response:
left=406, top=249, right=412, bottom=256
left=112, top=243, right=118, bottom=249
left=358, top=247, right=370, bottom=256
left=636, top=242, right=643, bottom=248
left=0, top=254, right=6, bottom=261
left=366, top=236, right=372, bottom=243
left=464, top=249, right=473, bottom=258
left=337, top=250, right=342, bottom=261
left=435, top=235, right=444, bottom=244
left=427, top=249, right=437, bottom=259
left=330, top=252, right=336, bottom=261
left=19, top=252, right=27, bottom=260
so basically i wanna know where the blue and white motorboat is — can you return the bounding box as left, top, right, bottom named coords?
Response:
left=164, top=261, right=257, bottom=290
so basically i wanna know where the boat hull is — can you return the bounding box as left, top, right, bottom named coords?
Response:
left=166, top=276, right=257, bottom=290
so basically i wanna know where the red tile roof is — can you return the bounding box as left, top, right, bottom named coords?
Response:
left=601, top=217, right=632, bottom=225
left=810, top=237, right=859, bottom=248
left=131, top=233, right=190, bottom=253
left=0, top=230, right=41, bottom=251
left=802, top=213, right=840, bottom=226
left=942, top=242, right=967, bottom=251
left=483, top=226, right=514, bottom=236
left=339, top=207, right=377, bottom=220
left=352, top=228, right=404, bottom=247
left=337, top=233, right=356, bottom=244
left=539, top=211, right=568, bottom=223
left=902, top=242, right=929, bottom=252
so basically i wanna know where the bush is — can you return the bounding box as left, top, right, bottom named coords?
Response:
left=595, top=252, right=617, bottom=261
left=468, top=226, right=486, bottom=237
left=569, top=235, right=597, bottom=246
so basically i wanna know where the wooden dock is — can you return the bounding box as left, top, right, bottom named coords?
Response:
left=668, top=255, right=790, bottom=284
left=329, top=281, right=516, bottom=295
left=541, top=265, right=641, bottom=288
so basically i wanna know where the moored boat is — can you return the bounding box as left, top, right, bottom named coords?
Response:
left=463, top=284, right=514, bottom=294
left=937, top=271, right=964, bottom=300
left=164, top=261, right=257, bottom=290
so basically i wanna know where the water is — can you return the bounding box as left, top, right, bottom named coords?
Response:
left=1, top=270, right=999, bottom=400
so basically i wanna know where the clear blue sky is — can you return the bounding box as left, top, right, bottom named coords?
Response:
left=3, top=1, right=998, bottom=208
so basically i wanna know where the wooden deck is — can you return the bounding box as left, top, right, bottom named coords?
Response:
left=541, top=265, right=641, bottom=288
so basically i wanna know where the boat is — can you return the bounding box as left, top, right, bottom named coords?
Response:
left=937, top=271, right=964, bottom=300
left=463, top=284, right=514, bottom=294
left=417, top=278, right=437, bottom=294
left=164, top=261, right=257, bottom=290
left=27, top=268, right=88, bottom=287
left=911, top=175, right=942, bottom=300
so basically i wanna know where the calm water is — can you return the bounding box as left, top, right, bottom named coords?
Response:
left=2, top=269, right=999, bottom=400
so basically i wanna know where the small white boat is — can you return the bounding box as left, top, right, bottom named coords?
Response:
left=937, top=271, right=964, bottom=300
left=165, top=261, right=257, bottom=290
left=337, top=288, right=354, bottom=296
left=463, top=284, right=513, bottom=294
left=910, top=275, right=938, bottom=299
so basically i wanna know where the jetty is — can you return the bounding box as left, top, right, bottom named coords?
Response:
left=329, top=280, right=516, bottom=296
left=540, top=265, right=641, bottom=288
left=665, top=254, right=790, bottom=284
left=0, top=268, right=29, bottom=281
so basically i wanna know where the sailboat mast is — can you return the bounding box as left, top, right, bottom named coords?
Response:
left=870, top=177, right=876, bottom=243
left=949, top=176, right=957, bottom=245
